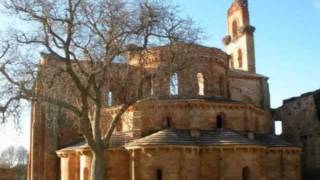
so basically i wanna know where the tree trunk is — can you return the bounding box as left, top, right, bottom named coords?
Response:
left=90, top=148, right=105, bottom=180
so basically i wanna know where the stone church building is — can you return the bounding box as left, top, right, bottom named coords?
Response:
left=28, top=0, right=301, bottom=180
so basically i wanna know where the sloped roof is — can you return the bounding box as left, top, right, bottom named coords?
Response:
left=57, top=133, right=130, bottom=152
left=229, top=69, right=268, bottom=79
left=57, top=129, right=297, bottom=151
left=255, top=134, right=296, bottom=148
left=126, top=129, right=261, bottom=147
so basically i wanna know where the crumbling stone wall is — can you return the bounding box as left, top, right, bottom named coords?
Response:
left=276, top=90, right=320, bottom=180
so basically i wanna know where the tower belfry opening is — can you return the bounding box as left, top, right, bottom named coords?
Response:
left=223, top=0, right=256, bottom=73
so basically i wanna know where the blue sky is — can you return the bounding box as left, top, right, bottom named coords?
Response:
left=172, top=0, right=320, bottom=108
left=0, top=0, right=320, bottom=151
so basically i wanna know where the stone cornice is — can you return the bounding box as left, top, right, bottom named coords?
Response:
left=125, top=144, right=266, bottom=152
left=127, top=100, right=267, bottom=115
left=228, top=72, right=266, bottom=80
left=104, top=104, right=267, bottom=122
left=239, top=25, right=255, bottom=35
left=266, top=147, right=301, bottom=153
left=126, top=145, right=301, bottom=154
left=76, top=149, right=92, bottom=156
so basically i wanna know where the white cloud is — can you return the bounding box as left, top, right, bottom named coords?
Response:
left=313, top=0, right=320, bottom=10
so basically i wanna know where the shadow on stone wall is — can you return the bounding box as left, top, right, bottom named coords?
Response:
left=303, top=168, right=320, bottom=180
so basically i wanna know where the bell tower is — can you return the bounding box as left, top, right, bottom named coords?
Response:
left=223, top=0, right=256, bottom=73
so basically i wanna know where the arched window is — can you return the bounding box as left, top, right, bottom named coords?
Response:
left=242, top=166, right=251, bottom=180
left=197, top=73, right=205, bottom=96
left=163, top=117, right=171, bottom=128
left=112, top=55, right=127, bottom=63
left=274, top=121, right=283, bottom=135
left=156, top=169, right=163, bottom=180
left=238, top=49, right=243, bottom=68
left=232, top=20, right=238, bottom=38
left=150, top=76, right=154, bottom=96
left=216, top=115, right=223, bottom=129
left=170, top=73, right=179, bottom=95
left=107, top=91, right=113, bottom=107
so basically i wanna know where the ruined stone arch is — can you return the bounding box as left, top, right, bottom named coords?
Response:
left=106, top=90, right=113, bottom=107
left=197, top=72, right=205, bottom=96
left=170, top=72, right=179, bottom=95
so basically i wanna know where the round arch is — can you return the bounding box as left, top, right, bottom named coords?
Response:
left=242, top=166, right=251, bottom=180
left=216, top=113, right=226, bottom=129
left=232, top=19, right=239, bottom=37
left=156, top=168, right=163, bottom=180
left=197, top=72, right=205, bottom=96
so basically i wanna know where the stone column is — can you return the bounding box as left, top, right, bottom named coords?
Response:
left=79, top=150, right=92, bottom=180
left=219, top=149, right=225, bottom=180
left=28, top=102, right=45, bottom=180
left=57, top=152, right=70, bottom=180
left=129, top=149, right=138, bottom=180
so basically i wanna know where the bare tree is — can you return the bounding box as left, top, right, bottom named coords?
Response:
left=0, top=146, right=16, bottom=168
left=15, top=146, right=28, bottom=180
left=0, top=146, right=28, bottom=180
left=0, top=0, right=202, bottom=179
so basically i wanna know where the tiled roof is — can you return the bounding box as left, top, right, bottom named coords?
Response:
left=126, top=129, right=261, bottom=147
left=57, top=129, right=298, bottom=151
left=255, top=134, right=296, bottom=147
left=57, top=133, right=130, bottom=152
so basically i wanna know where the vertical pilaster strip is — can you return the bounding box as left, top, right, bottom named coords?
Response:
left=219, top=148, right=225, bottom=180
left=281, top=151, right=285, bottom=180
